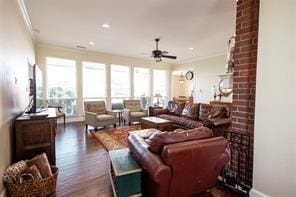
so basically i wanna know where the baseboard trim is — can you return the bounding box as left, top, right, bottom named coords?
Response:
left=250, top=188, right=270, bottom=197
left=57, top=116, right=84, bottom=124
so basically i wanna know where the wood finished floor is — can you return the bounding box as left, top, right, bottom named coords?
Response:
left=55, top=122, right=241, bottom=197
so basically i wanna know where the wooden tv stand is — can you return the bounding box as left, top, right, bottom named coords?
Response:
left=14, top=108, right=58, bottom=165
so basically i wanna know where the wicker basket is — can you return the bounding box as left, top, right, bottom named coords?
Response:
left=5, top=166, right=58, bottom=197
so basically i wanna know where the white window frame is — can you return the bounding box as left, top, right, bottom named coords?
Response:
left=46, top=56, right=77, bottom=116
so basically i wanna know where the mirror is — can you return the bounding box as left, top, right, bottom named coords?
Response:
left=218, top=73, right=233, bottom=97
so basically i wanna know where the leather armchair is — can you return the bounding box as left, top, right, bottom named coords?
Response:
left=128, top=127, right=229, bottom=197
left=84, top=101, right=117, bottom=131
left=123, top=100, right=148, bottom=125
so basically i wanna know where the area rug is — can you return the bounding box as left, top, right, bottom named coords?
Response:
left=90, top=125, right=142, bottom=151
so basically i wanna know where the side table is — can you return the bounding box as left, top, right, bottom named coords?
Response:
left=109, top=148, right=142, bottom=197
left=112, top=110, right=124, bottom=126
left=148, top=106, right=163, bottom=116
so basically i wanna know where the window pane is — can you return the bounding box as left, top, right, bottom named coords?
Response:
left=153, top=69, right=167, bottom=96
left=134, top=97, right=151, bottom=108
left=46, top=57, right=76, bottom=115
left=111, top=65, right=130, bottom=97
left=134, top=67, right=149, bottom=97
left=48, top=98, right=77, bottom=115
left=83, top=62, right=106, bottom=98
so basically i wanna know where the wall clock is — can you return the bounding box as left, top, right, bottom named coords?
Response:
left=185, top=71, right=194, bottom=80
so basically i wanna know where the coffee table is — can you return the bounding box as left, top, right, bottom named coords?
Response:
left=109, top=148, right=142, bottom=197
left=141, top=117, right=172, bottom=131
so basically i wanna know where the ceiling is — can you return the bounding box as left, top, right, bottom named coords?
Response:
left=24, top=0, right=236, bottom=63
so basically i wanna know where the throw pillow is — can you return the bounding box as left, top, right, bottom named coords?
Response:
left=146, top=127, right=213, bottom=153
left=16, top=165, right=43, bottom=184
left=3, top=160, right=27, bottom=183
left=182, top=103, right=199, bottom=120
left=167, top=101, right=185, bottom=116
left=26, top=153, right=52, bottom=178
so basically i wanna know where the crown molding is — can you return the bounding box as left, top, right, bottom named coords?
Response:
left=15, top=0, right=36, bottom=42
left=35, top=43, right=172, bottom=67
left=176, top=52, right=226, bottom=65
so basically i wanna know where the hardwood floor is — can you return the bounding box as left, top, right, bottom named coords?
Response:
left=56, top=122, right=112, bottom=196
left=55, top=122, right=241, bottom=197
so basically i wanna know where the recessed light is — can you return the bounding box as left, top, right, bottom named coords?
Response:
left=189, top=47, right=194, bottom=51
left=102, top=23, right=110, bottom=28
left=89, top=42, right=95, bottom=45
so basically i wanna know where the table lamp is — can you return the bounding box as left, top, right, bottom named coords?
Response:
left=154, top=93, right=162, bottom=107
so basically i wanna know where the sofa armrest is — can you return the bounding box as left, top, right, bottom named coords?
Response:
left=141, top=108, right=148, bottom=116
left=85, top=112, right=97, bottom=125
left=154, top=108, right=168, bottom=116
left=128, top=133, right=171, bottom=196
left=161, top=137, right=229, bottom=195
left=106, top=110, right=117, bottom=116
left=205, top=118, right=232, bottom=127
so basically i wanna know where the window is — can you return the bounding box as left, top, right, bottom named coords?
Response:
left=111, top=65, right=130, bottom=99
left=46, top=57, right=77, bottom=115
left=83, top=61, right=106, bottom=99
left=134, top=67, right=150, bottom=107
left=134, top=67, right=149, bottom=97
left=153, top=69, right=168, bottom=106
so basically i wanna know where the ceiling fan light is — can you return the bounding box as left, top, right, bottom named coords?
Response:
left=155, top=57, right=162, bottom=62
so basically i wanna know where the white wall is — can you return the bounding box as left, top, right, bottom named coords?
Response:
left=172, top=55, right=232, bottom=103
left=36, top=44, right=171, bottom=117
left=0, top=0, right=35, bottom=195
left=171, top=74, right=193, bottom=98
left=251, top=0, right=296, bottom=196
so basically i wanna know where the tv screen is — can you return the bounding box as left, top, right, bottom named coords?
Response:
left=27, top=64, right=44, bottom=113
left=35, top=65, right=43, bottom=108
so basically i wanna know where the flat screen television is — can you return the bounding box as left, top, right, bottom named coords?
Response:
left=27, top=64, right=44, bottom=113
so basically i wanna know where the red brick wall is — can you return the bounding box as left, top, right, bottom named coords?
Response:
left=231, top=0, right=259, bottom=186
left=232, top=0, right=259, bottom=135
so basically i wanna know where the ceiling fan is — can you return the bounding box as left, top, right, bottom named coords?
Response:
left=152, top=38, right=177, bottom=62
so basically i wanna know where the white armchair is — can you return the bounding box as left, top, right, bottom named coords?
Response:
left=123, top=100, right=148, bottom=126
left=84, top=101, right=117, bottom=131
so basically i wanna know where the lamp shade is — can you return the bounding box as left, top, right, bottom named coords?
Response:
left=154, top=93, right=162, bottom=97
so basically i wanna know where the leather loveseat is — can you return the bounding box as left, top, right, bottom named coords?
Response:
left=154, top=101, right=231, bottom=136
left=128, top=127, right=229, bottom=197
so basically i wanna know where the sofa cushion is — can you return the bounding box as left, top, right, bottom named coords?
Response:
left=174, top=117, right=203, bottom=129
left=182, top=103, right=199, bottom=120
left=158, top=114, right=178, bottom=121
left=199, top=104, right=212, bottom=121
left=86, top=101, right=106, bottom=115
left=26, top=153, right=52, bottom=178
left=167, top=101, right=185, bottom=116
left=208, top=106, right=227, bottom=119
left=130, top=111, right=146, bottom=118
left=146, top=127, right=213, bottom=153
left=97, top=114, right=116, bottom=121
left=159, top=114, right=203, bottom=129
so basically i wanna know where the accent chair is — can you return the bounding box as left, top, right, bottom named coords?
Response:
left=84, top=101, right=117, bottom=131
left=123, top=100, right=148, bottom=126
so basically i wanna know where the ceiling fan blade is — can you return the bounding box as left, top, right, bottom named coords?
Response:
left=162, top=50, right=169, bottom=54
left=162, top=55, right=177, bottom=59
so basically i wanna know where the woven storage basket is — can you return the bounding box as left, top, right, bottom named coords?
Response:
left=5, top=166, right=58, bottom=197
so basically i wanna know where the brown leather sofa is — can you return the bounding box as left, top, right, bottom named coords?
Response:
left=154, top=101, right=231, bottom=136
left=128, top=127, right=229, bottom=197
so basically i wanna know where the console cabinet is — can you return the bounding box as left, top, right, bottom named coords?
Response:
left=14, top=109, right=58, bottom=165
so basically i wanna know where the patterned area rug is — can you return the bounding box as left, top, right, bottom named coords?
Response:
left=90, top=125, right=142, bottom=151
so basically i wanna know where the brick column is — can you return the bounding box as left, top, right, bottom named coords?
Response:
left=231, top=0, right=259, bottom=186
